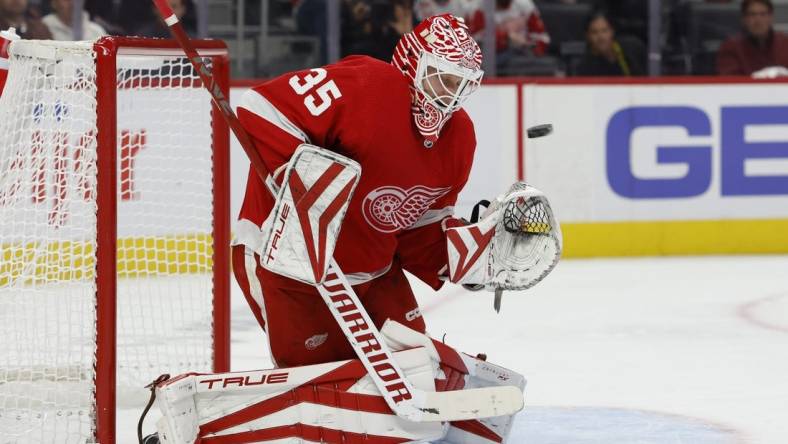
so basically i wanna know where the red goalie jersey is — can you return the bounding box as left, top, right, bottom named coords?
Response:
left=235, top=55, right=476, bottom=289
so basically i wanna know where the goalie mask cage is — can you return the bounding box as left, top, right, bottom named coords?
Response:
left=0, top=37, right=230, bottom=443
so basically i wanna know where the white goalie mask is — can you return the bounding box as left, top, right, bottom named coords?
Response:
left=392, top=14, right=483, bottom=145
left=415, top=50, right=484, bottom=115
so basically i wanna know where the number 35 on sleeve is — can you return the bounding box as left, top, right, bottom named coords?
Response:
left=288, top=68, right=343, bottom=116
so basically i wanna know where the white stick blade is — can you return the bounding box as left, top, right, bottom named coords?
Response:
left=416, top=385, right=524, bottom=422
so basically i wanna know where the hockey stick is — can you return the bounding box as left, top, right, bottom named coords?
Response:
left=151, top=0, right=523, bottom=422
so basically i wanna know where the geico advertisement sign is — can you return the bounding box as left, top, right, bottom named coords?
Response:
left=607, top=105, right=788, bottom=198
left=524, top=84, right=788, bottom=222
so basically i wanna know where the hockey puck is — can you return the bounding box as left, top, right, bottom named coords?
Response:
left=527, top=124, right=553, bottom=139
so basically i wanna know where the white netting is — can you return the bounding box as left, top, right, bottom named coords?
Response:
left=114, top=52, right=215, bottom=399
left=0, top=40, right=219, bottom=443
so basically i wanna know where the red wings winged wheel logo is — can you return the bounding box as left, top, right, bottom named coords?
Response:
left=362, top=185, right=451, bottom=233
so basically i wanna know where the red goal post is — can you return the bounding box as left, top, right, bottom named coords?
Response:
left=0, top=36, right=230, bottom=443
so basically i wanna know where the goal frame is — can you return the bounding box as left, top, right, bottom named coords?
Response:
left=92, top=36, right=231, bottom=443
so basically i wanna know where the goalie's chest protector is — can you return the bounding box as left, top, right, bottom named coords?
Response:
left=241, top=56, right=476, bottom=277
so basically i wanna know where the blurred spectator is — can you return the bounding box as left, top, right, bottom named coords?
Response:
left=346, top=0, right=414, bottom=61
left=296, top=0, right=328, bottom=63
left=0, top=0, right=52, bottom=39
left=84, top=0, right=112, bottom=22
left=576, top=11, right=645, bottom=76
left=592, top=0, right=647, bottom=44
left=415, top=0, right=475, bottom=22
left=117, top=1, right=152, bottom=35
left=716, top=0, right=788, bottom=75
left=133, top=0, right=195, bottom=38
left=84, top=0, right=124, bottom=35
left=391, top=0, right=415, bottom=33
left=42, top=0, right=106, bottom=40
left=340, top=0, right=371, bottom=56
left=468, top=0, right=550, bottom=56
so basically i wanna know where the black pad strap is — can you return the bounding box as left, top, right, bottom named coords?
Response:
left=137, top=373, right=171, bottom=444
left=470, top=199, right=491, bottom=223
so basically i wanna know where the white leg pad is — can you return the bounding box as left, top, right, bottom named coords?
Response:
left=154, top=347, right=445, bottom=443
left=381, top=320, right=527, bottom=443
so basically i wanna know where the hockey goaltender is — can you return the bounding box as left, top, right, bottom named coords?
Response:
left=143, top=13, right=562, bottom=444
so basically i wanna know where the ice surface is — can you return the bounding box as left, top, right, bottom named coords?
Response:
left=120, top=255, right=788, bottom=443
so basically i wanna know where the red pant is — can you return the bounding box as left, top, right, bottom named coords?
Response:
left=232, top=245, right=426, bottom=367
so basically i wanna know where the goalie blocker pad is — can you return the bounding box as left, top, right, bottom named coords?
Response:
left=153, top=321, right=525, bottom=444
left=261, top=144, right=361, bottom=285
left=445, top=182, right=562, bottom=292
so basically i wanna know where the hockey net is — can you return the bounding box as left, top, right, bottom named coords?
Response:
left=0, top=38, right=230, bottom=443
